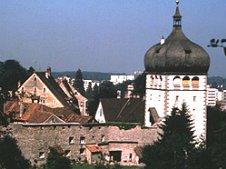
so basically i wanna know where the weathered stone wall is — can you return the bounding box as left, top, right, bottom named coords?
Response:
left=9, top=123, right=159, bottom=165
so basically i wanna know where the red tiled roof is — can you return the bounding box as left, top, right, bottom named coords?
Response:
left=4, top=101, right=92, bottom=124
left=86, top=145, right=102, bottom=153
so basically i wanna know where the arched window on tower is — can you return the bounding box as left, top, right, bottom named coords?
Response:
left=173, top=76, right=181, bottom=89
left=182, top=76, right=190, bottom=88
left=192, top=76, right=199, bottom=88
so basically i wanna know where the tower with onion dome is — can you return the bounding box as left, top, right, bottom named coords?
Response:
left=144, top=1, right=210, bottom=139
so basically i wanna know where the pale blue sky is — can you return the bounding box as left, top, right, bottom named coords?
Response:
left=0, top=0, right=225, bottom=76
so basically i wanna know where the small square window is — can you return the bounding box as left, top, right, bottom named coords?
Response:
left=39, top=152, right=45, bottom=159
left=193, top=96, right=196, bottom=102
left=80, top=148, right=85, bottom=154
left=101, top=135, right=105, bottom=142
left=69, top=137, right=75, bottom=145
left=80, top=136, right=85, bottom=144
left=65, top=150, right=71, bottom=157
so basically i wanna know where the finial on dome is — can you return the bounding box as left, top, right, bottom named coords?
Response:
left=173, top=0, right=182, bottom=28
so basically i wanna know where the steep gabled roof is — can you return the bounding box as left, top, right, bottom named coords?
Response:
left=100, top=98, right=145, bottom=124
left=35, top=72, right=76, bottom=109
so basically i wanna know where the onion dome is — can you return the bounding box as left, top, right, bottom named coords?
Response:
left=144, top=1, right=210, bottom=74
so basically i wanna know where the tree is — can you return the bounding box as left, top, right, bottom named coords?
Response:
left=0, top=89, right=9, bottom=126
left=87, top=83, right=99, bottom=116
left=74, top=69, right=85, bottom=96
left=115, top=80, right=132, bottom=98
left=85, top=82, right=93, bottom=99
left=0, top=135, right=30, bottom=169
left=27, top=66, right=35, bottom=75
left=99, top=81, right=117, bottom=98
left=0, top=60, right=28, bottom=93
left=46, top=146, right=72, bottom=169
left=207, top=106, right=226, bottom=168
left=142, top=104, right=195, bottom=169
left=132, top=72, right=145, bottom=98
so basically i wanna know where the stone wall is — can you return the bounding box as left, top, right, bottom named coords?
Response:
left=9, top=123, right=159, bottom=166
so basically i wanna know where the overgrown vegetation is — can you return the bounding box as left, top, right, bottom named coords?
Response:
left=142, top=104, right=196, bottom=169
left=45, top=147, right=72, bottom=169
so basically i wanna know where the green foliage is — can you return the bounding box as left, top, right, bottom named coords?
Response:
left=131, top=73, right=145, bottom=98
left=188, top=141, right=214, bottom=169
left=86, top=82, right=93, bottom=99
left=207, top=107, right=226, bottom=168
left=94, top=162, right=108, bottom=169
left=117, top=123, right=136, bottom=130
left=0, top=89, right=10, bottom=125
left=0, top=60, right=29, bottom=92
left=142, top=104, right=195, bottom=169
left=87, top=83, right=100, bottom=116
left=46, top=147, right=72, bottom=169
left=115, top=80, right=132, bottom=98
left=0, top=135, right=30, bottom=169
left=74, top=69, right=85, bottom=96
left=111, top=163, right=123, bottom=169
left=52, top=71, right=112, bottom=81
left=99, top=81, right=117, bottom=98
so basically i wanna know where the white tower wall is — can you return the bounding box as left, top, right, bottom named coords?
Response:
left=145, top=73, right=207, bottom=139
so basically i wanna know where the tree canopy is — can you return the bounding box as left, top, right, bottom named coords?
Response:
left=0, top=60, right=29, bottom=92
left=74, top=69, right=85, bottom=96
left=99, top=81, right=117, bottom=98
left=46, top=146, right=72, bottom=169
left=142, top=104, right=196, bottom=169
left=131, top=72, right=145, bottom=98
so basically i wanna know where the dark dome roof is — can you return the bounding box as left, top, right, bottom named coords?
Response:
left=144, top=4, right=210, bottom=74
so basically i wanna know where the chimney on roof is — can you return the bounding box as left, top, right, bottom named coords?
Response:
left=160, top=36, right=165, bottom=45
left=45, top=67, right=52, bottom=79
left=117, top=90, right=121, bottom=99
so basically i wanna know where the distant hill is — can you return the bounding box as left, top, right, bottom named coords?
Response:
left=52, top=71, right=126, bottom=81
left=52, top=72, right=226, bottom=89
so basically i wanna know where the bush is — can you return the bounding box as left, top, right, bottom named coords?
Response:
left=46, top=147, right=72, bottom=169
